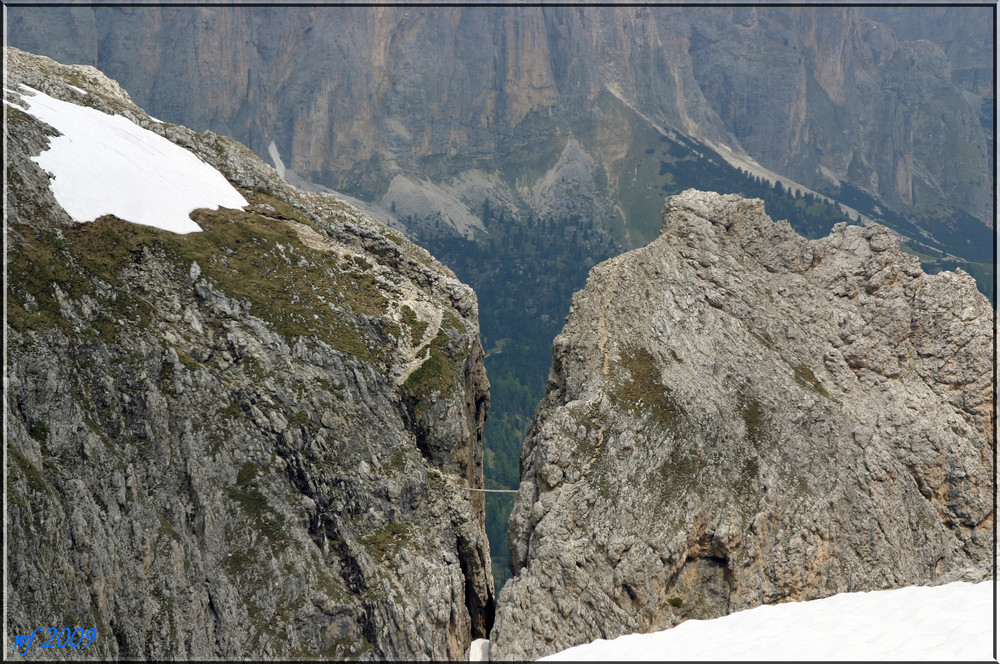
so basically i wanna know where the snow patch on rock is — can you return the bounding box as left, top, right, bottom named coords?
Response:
left=10, top=84, right=247, bottom=234
left=541, top=581, right=994, bottom=661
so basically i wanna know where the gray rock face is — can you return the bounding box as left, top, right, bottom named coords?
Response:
left=685, top=6, right=992, bottom=225
left=6, top=6, right=992, bottom=233
left=5, top=47, right=493, bottom=660
left=490, top=190, right=994, bottom=660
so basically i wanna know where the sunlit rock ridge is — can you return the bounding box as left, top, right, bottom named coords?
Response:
left=490, top=189, right=994, bottom=660
left=5, top=47, right=493, bottom=660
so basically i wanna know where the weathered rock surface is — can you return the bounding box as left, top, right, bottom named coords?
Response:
left=5, top=47, right=493, bottom=660
left=7, top=6, right=992, bottom=238
left=490, top=190, right=994, bottom=660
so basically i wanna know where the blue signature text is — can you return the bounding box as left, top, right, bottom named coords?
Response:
left=14, top=627, right=96, bottom=655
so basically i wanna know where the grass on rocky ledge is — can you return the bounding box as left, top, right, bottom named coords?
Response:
left=225, top=461, right=289, bottom=549
left=611, top=346, right=685, bottom=433
left=8, top=191, right=400, bottom=367
left=403, top=329, right=460, bottom=422
left=360, top=521, right=412, bottom=565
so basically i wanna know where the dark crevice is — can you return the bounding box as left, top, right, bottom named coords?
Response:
left=457, top=533, right=495, bottom=639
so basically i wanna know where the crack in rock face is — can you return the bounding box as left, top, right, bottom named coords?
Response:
left=490, top=189, right=994, bottom=661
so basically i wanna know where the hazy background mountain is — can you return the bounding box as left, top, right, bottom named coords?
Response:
left=8, top=3, right=994, bottom=592
left=9, top=6, right=992, bottom=246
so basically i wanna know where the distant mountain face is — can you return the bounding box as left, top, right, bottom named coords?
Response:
left=490, top=190, right=995, bottom=660
left=8, top=5, right=993, bottom=250
left=859, top=6, right=994, bottom=96
left=6, top=47, right=493, bottom=660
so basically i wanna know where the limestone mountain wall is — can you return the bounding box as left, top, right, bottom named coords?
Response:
left=8, top=6, right=992, bottom=231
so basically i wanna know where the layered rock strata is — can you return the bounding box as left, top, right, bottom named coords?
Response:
left=491, top=189, right=994, bottom=659
left=5, top=47, right=493, bottom=660
left=7, top=6, right=992, bottom=233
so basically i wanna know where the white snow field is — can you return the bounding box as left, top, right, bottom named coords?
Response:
left=8, top=84, right=247, bottom=233
left=529, top=581, right=994, bottom=661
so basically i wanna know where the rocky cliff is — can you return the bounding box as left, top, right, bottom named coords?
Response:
left=7, top=6, right=992, bottom=243
left=5, top=47, right=493, bottom=660
left=490, top=190, right=994, bottom=660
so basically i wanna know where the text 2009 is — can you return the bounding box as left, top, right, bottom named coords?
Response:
left=14, top=628, right=97, bottom=655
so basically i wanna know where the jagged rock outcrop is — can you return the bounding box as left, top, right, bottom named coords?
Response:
left=5, top=47, right=493, bottom=660
left=490, top=189, right=994, bottom=660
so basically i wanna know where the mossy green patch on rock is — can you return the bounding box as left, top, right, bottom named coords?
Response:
left=656, top=448, right=708, bottom=501
left=792, top=363, right=832, bottom=399
left=9, top=444, right=51, bottom=497
left=185, top=205, right=392, bottom=363
left=9, top=197, right=404, bottom=367
left=246, top=191, right=317, bottom=229
left=7, top=223, right=154, bottom=338
left=236, top=461, right=260, bottom=487
left=226, top=462, right=288, bottom=548
left=611, top=346, right=685, bottom=433
left=729, top=453, right=762, bottom=509
left=28, top=421, right=50, bottom=443
left=400, top=305, right=430, bottom=347
left=738, top=391, right=773, bottom=451
left=403, top=330, right=460, bottom=421
left=387, top=449, right=408, bottom=474
left=286, top=411, right=314, bottom=431
left=361, top=522, right=412, bottom=565
left=174, top=347, right=202, bottom=371
left=158, top=513, right=183, bottom=543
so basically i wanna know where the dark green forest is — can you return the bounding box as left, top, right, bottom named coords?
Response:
left=412, top=206, right=621, bottom=592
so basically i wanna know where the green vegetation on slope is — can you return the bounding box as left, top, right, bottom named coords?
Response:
left=8, top=192, right=404, bottom=367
